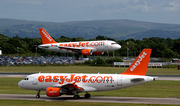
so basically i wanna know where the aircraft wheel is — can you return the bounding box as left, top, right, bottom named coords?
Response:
left=74, top=95, right=80, bottom=99
left=36, top=95, right=40, bottom=98
left=84, top=94, right=91, bottom=99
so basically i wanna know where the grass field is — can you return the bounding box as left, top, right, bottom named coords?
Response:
left=0, top=66, right=180, bottom=75
left=0, top=100, right=175, bottom=106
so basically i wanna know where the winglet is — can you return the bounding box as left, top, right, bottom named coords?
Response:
left=121, top=49, right=152, bottom=76
left=39, top=28, right=57, bottom=44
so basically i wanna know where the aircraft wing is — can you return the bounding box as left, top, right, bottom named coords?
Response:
left=52, top=82, right=97, bottom=92
left=52, top=82, right=83, bottom=90
left=58, top=46, right=94, bottom=51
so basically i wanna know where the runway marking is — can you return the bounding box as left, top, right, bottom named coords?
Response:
left=0, top=94, right=180, bottom=104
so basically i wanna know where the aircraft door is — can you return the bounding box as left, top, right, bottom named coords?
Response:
left=32, top=75, right=38, bottom=85
left=105, top=42, right=108, bottom=48
left=117, top=76, right=122, bottom=86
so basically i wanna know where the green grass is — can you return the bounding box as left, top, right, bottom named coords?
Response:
left=0, top=66, right=180, bottom=75
left=0, top=100, right=174, bottom=106
left=1, top=77, right=180, bottom=98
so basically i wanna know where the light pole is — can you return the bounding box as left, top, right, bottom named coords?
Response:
left=113, top=50, right=114, bottom=58
left=17, top=47, right=19, bottom=57
left=36, top=47, right=37, bottom=57
left=127, top=42, right=129, bottom=59
left=0, top=47, right=2, bottom=55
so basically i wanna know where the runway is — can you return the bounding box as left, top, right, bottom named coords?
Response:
left=0, top=94, right=180, bottom=105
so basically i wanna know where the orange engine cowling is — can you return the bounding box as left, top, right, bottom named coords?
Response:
left=82, top=49, right=92, bottom=55
left=93, top=51, right=104, bottom=55
left=46, top=87, right=61, bottom=97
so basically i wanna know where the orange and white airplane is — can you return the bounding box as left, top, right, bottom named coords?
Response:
left=18, top=49, right=155, bottom=99
left=38, top=28, right=121, bottom=56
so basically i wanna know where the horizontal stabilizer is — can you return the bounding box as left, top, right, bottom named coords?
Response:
left=131, top=78, right=144, bottom=82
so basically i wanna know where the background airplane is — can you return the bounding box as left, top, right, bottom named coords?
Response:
left=38, top=28, right=121, bottom=58
left=18, top=49, right=155, bottom=99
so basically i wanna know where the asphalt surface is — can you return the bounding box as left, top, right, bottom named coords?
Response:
left=0, top=94, right=180, bottom=105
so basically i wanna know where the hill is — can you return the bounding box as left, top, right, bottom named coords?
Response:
left=0, top=18, right=180, bottom=40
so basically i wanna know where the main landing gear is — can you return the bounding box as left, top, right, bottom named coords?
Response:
left=84, top=93, right=91, bottom=99
left=73, top=93, right=91, bottom=99
left=36, top=90, right=40, bottom=98
left=35, top=90, right=91, bottom=99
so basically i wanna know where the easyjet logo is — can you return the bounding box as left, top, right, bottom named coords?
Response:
left=42, top=30, right=52, bottom=42
left=49, top=91, right=57, bottom=93
left=59, top=42, right=105, bottom=48
left=130, top=52, right=147, bottom=71
left=38, top=74, right=113, bottom=84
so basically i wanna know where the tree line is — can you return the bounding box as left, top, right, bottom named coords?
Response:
left=0, top=33, right=180, bottom=58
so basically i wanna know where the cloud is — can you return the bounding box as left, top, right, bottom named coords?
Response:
left=93, top=0, right=180, bottom=15
left=165, top=2, right=180, bottom=12
left=0, top=0, right=180, bottom=24
left=2, top=0, right=43, bottom=5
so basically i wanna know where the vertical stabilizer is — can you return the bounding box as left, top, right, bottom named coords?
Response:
left=121, top=49, right=152, bottom=76
left=39, top=28, right=57, bottom=44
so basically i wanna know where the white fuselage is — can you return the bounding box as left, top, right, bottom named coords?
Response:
left=18, top=73, right=154, bottom=92
left=38, top=40, right=121, bottom=53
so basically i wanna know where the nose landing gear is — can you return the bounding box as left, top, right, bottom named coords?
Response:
left=73, top=95, right=80, bottom=99
left=36, top=90, right=41, bottom=98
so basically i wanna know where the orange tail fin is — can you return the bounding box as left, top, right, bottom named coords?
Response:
left=121, top=49, right=152, bottom=76
left=39, top=28, right=57, bottom=44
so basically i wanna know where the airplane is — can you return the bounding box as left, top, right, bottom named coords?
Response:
left=37, top=28, right=121, bottom=57
left=18, top=49, right=155, bottom=99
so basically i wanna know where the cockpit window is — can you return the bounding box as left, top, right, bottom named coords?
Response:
left=24, top=78, right=29, bottom=80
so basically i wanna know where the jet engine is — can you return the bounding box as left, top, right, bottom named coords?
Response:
left=46, top=87, right=62, bottom=97
left=81, top=49, right=93, bottom=55
left=82, top=49, right=104, bottom=56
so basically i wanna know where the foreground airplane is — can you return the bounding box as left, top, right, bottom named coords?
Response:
left=18, top=49, right=155, bottom=99
left=38, top=28, right=121, bottom=56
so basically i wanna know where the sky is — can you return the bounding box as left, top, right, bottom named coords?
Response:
left=0, top=0, right=180, bottom=24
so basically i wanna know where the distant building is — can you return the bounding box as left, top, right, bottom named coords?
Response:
left=172, top=58, right=180, bottom=63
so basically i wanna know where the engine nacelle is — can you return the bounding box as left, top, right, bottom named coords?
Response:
left=82, top=49, right=93, bottom=55
left=93, top=51, right=104, bottom=55
left=46, top=87, right=61, bottom=97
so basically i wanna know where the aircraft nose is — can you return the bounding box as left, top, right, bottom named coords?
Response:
left=115, top=44, right=121, bottom=50
left=117, top=44, right=121, bottom=49
left=18, top=80, right=24, bottom=88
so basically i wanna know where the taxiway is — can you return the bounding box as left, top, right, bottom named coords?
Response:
left=0, top=94, right=180, bottom=105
